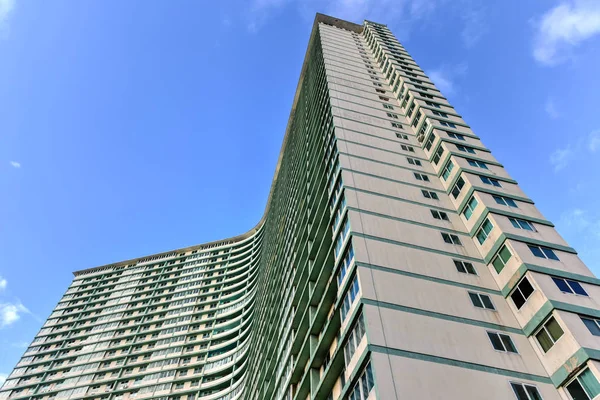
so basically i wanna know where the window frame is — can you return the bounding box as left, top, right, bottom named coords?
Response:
left=468, top=291, right=495, bottom=310
left=487, top=331, right=518, bottom=353
left=510, top=382, right=543, bottom=400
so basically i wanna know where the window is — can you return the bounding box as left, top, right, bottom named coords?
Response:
left=528, top=245, right=559, bottom=261
left=493, top=195, right=518, bottom=208
left=456, top=144, right=476, bottom=154
left=476, top=218, right=494, bottom=244
left=401, top=144, right=415, bottom=152
left=379, top=96, right=389, bottom=101
left=431, top=210, right=449, bottom=221
left=492, top=245, right=512, bottom=273
left=414, top=172, right=429, bottom=182
left=469, top=292, right=495, bottom=310
left=535, top=316, right=564, bottom=352
left=440, top=121, right=457, bottom=128
left=565, top=368, right=600, bottom=400
left=407, top=157, right=422, bottom=166
left=510, top=382, right=543, bottom=400
left=425, top=101, right=440, bottom=108
left=432, top=147, right=444, bottom=165
left=343, top=313, right=365, bottom=364
left=442, top=233, right=462, bottom=245
left=340, top=275, right=360, bottom=321
left=451, top=177, right=465, bottom=199
left=391, top=122, right=402, bottom=128
left=454, top=260, right=476, bottom=275
left=447, top=132, right=465, bottom=140
left=348, top=362, right=374, bottom=400
left=466, top=159, right=488, bottom=169
left=441, top=161, right=454, bottom=181
left=510, top=277, right=535, bottom=310
left=386, top=112, right=399, bottom=119
left=422, top=190, right=439, bottom=200
left=582, top=317, right=600, bottom=336
left=463, top=196, right=478, bottom=220
left=509, top=218, right=536, bottom=231
left=383, top=104, right=394, bottom=110
left=432, top=110, right=449, bottom=118
left=424, top=133, right=435, bottom=151
left=375, top=88, right=385, bottom=94
left=396, top=132, right=408, bottom=140
left=552, top=277, right=587, bottom=296
left=487, top=332, right=517, bottom=353
left=337, top=245, right=355, bottom=287
left=333, top=218, right=351, bottom=258
left=480, top=176, right=502, bottom=187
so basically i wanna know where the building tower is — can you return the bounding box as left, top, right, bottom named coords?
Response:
left=2, top=13, right=600, bottom=400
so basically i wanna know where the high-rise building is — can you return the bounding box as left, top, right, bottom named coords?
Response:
left=3, top=13, right=600, bottom=400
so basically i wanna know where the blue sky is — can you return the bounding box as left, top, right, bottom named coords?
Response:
left=1, top=0, right=600, bottom=383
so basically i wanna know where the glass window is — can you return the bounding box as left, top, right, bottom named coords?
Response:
left=566, top=368, right=600, bottom=400
left=487, top=332, right=518, bottom=353
left=442, top=233, right=462, bottom=245
left=441, top=161, right=454, bottom=181
left=528, top=245, right=560, bottom=261
left=492, top=245, right=512, bottom=273
left=493, top=195, right=518, bottom=208
left=511, top=383, right=543, bottom=400
left=510, top=277, right=535, bottom=310
left=535, top=316, right=564, bottom=353
left=476, top=218, right=494, bottom=244
left=509, top=218, right=536, bottom=231
left=480, top=176, right=502, bottom=187
left=582, top=317, right=600, bottom=336
left=469, top=292, right=495, bottom=310
left=552, top=277, right=588, bottom=296
left=454, top=260, right=477, bottom=275
left=463, top=196, right=478, bottom=220
left=451, top=177, right=465, bottom=199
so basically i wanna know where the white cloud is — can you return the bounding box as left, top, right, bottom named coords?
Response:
left=549, top=145, right=574, bottom=171
left=461, top=4, right=487, bottom=48
left=0, top=373, right=6, bottom=386
left=0, top=0, right=15, bottom=32
left=247, top=0, right=441, bottom=33
left=533, top=0, right=600, bottom=65
left=0, top=302, right=29, bottom=328
left=589, top=130, right=600, bottom=152
left=545, top=98, right=560, bottom=119
left=427, top=63, right=467, bottom=95
left=9, top=161, right=20, bottom=168
left=0, top=276, right=6, bottom=291
left=560, top=209, right=600, bottom=239
left=550, top=128, right=600, bottom=171
left=11, top=341, right=29, bottom=348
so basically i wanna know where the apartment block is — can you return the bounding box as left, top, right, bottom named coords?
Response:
left=2, top=13, right=600, bottom=400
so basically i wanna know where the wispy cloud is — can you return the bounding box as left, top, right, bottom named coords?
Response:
left=9, top=161, right=20, bottom=168
left=427, top=63, right=468, bottom=95
left=0, top=0, right=15, bottom=35
left=549, top=128, right=600, bottom=171
left=0, top=301, right=30, bottom=328
left=11, top=340, right=29, bottom=348
left=549, top=145, right=574, bottom=171
left=545, top=98, right=560, bottom=119
left=532, top=0, right=600, bottom=65
left=559, top=208, right=600, bottom=239
left=0, top=373, right=6, bottom=386
left=247, top=0, right=445, bottom=34
left=588, top=130, right=600, bottom=152
left=0, top=276, right=6, bottom=292
left=460, top=2, right=487, bottom=48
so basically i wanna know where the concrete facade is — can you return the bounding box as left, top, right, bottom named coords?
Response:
left=2, top=13, right=600, bottom=400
